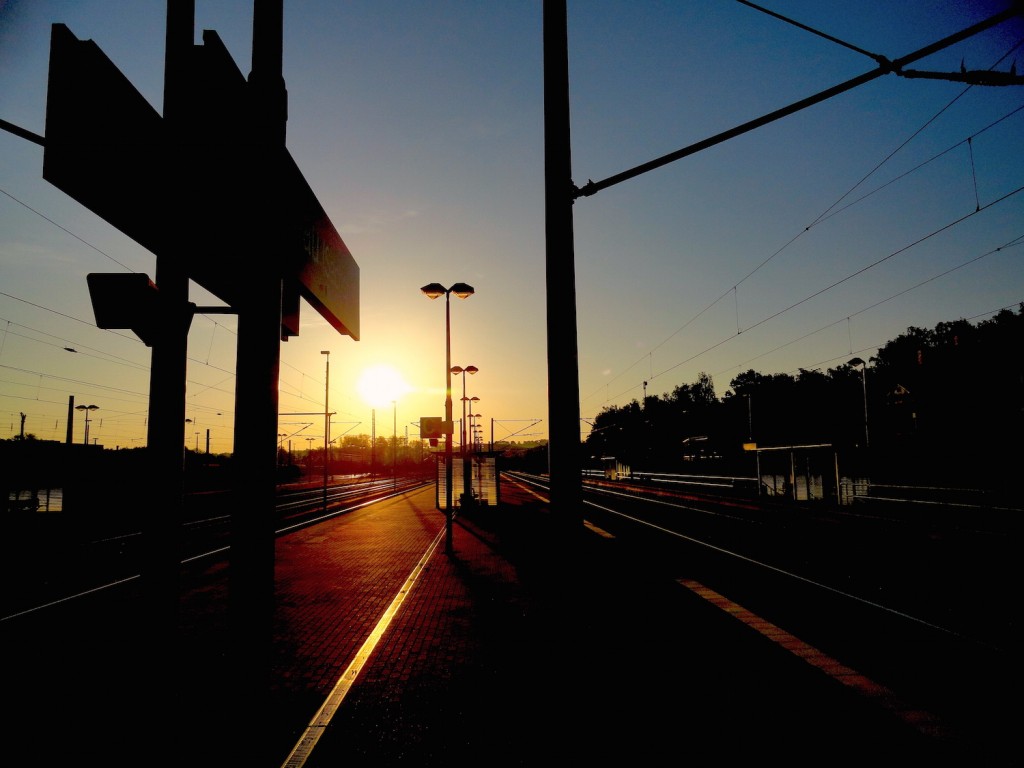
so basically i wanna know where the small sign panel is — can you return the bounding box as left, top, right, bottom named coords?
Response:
left=420, top=416, right=444, bottom=439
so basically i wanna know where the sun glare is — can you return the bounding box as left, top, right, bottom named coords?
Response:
left=357, top=364, right=411, bottom=407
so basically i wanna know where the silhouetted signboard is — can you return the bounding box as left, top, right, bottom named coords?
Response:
left=42, top=23, right=359, bottom=340
left=42, top=24, right=166, bottom=257
left=280, top=150, right=360, bottom=340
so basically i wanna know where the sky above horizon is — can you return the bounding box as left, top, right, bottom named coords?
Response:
left=2, top=1, right=1022, bottom=455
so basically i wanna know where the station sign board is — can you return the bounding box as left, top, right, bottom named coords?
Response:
left=420, top=416, right=447, bottom=439
left=42, top=23, right=359, bottom=340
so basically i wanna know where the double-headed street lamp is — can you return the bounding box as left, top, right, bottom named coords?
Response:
left=470, top=410, right=482, bottom=450
left=465, top=398, right=480, bottom=450
left=458, top=389, right=479, bottom=502
left=75, top=403, right=99, bottom=445
left=460, top=394, right=480, bottom=450
left=421, top=282, right=474, bottom=555
left=451, top=365, right=478, bottom=454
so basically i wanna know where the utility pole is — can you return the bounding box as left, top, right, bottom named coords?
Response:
left=544, top=0, right=583, bottom=533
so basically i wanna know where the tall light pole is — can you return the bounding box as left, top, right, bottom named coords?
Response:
left=458, top=387, right=479, bottom=502
left=321, top=350, right=330, bottom=512
left=421, top=282, right=474, bottom=555
left=451, top=365, right=478, bottom=454
left=544, top=0, right=583, bottom=530
left=470, top=409, right=482, bottom=450
left=467, top=397, right=480, bottom=451
left=75, top=404, right=99, bottom=445
left=848, top=357, right=869, bottom=449
left=392, top=399, right=397, bottom=491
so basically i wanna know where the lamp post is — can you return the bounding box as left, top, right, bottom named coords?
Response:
left=470, top=411, right=482, bottom=451
left=392, top=399, right=397, bottom=491
left=451, top=365, right=478, bottom=454
left=467, top=398, right=480, bottom=450
left=421, top=282, right=474, bottom=555
left=462, top=396, right=480, bottom=449
left=321, top=350, right=330, bottom=512
left=458, top=388, right=479, bottom=502
left=75, top=404, right=99, bottom=445
left=848, top=357, right=869, bottom=449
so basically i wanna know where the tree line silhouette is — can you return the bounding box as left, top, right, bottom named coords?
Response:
left=581, top=305, right=1023, bottom=493
left=6, top=306, right=1021, bottom=504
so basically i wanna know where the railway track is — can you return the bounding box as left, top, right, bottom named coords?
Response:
left=1, top=475, right=431, bottom=621
left=3, top=468, right=1017, bottom=760
left=504, top=470, right=1019, bottom=755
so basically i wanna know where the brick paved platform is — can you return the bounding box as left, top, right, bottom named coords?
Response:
left=3, top=479, right=976, bottom=767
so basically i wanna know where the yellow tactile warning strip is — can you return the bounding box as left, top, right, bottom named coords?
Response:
left=676, top=578, right=952, bottom=740
left=584, top=519, right=615, bottom=538
left=279, top=526, right=447, bottom=768
left=503, top=478, right=951, bottom=741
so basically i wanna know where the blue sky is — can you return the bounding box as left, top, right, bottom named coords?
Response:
left=1, top=1, right=1022, bottom=453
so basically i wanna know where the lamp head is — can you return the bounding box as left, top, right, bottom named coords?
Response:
left=848, top=357, right=865, bottom=368
left=465, top=365, right=479, bottom=375
left=450, top=283, right=474, bottom=299
left=451, top=366, right=465, bottom=375
left=420, top=283, right=447, bottom=299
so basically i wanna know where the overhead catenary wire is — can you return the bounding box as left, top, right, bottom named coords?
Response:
left=592, top=203, right=1024, bottom=408
left=582, top=43, right=1024, bottom=412
left=721, top=237, right=1024, bottom=381
left=572, top=5, right=1020, bottom=200
left=580, top=109, right=1024, bottom=408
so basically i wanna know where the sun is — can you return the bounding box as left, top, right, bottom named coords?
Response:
left=357, top=364, right=411, bottom=407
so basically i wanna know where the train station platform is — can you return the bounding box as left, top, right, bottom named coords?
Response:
left=4, top=476, right=985, bottom=767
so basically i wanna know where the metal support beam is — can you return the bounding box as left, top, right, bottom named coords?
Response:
left=543, top=0, right=582, bottom=531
